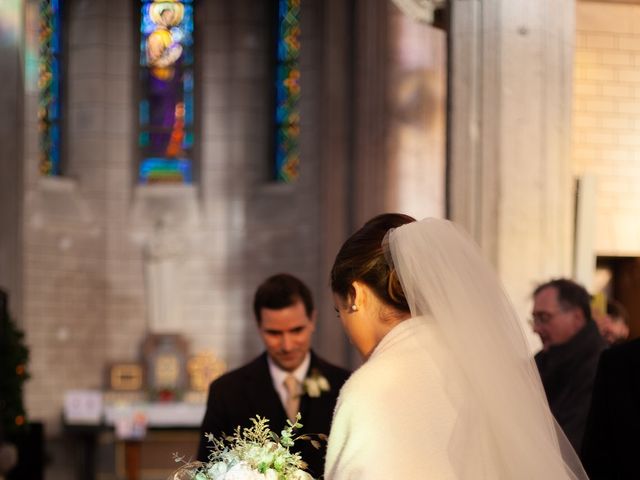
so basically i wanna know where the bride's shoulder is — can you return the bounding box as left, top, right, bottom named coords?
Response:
left=338, top=354, right=398, bottom=401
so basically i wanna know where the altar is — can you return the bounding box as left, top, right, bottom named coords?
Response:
left=64, top=401, right=206, bottom=480
left=61, top=333, right=225, bottom=480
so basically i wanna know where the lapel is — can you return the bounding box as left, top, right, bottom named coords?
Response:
left=298, top=351, right=329, bottom=424
left=243, top=353, right=288, bottom=426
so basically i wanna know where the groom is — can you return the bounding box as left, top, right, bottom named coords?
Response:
left=196, top=273, right=350, bottom=476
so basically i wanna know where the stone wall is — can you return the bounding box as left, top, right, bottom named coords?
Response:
left=20, top=0, right=327, bottom=441
left=448, top=0, right=575, bottom=353
left=573, top=1, right=640, bottom=256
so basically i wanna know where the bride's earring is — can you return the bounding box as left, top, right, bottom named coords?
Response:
left=350, top=304, right=358, bottom=312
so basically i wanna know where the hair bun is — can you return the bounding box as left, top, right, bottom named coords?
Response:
left=387, top=269, right=407, bottom=307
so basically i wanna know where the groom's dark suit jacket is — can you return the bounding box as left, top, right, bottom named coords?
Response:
left=581, top=338, right=640, bottom=479
left=197, top=351, right=350, bottom=477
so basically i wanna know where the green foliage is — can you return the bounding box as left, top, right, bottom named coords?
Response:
left=173, top=414, right=314, bottom=480
left=0, top=309, right=30, bottom=436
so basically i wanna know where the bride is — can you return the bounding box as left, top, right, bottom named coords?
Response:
left=324, top=214, right=587, bottom=479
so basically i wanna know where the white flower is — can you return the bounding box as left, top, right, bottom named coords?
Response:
left=316, top=376, right=330, bottom=391
left=224, top=462, right=265, bottom=480
left=264, top=469, right=279, bottom=480
left=303, top=370, right=331, bottom=398
left=291, top=470, right=314, bottom=480
left=304, top=379, right=321, bottom=397
left=206, top=462, right=228, bottom=480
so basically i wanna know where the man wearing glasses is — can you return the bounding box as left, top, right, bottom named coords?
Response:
left=531, top=278, right=606, bottom=453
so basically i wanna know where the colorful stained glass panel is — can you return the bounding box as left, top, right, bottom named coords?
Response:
left=139, top=0, right=195, bottom=184
left=39, top=0, right=63, bottom=176
left=139, top=158, right=192, bottom=183
left=274, top=0, right=301, bottom=183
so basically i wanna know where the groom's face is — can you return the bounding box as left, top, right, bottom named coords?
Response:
left=258, top=300, right=316, bottom=372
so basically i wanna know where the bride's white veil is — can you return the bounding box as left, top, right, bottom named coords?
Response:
left=387, top=218, right=587, bottom=479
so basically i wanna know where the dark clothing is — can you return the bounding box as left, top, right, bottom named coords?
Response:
left=197, top=352, right=350, bottom=478
left=582, top=338, right=640, bottom=479
left=535, top=321, right=606, bottom=452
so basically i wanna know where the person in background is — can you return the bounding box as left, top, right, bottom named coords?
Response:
left=532, top=278, right=607, bottom=452
left=582, top=337, right=640, bottom=479
left=594, top=298, right=630, bottom=346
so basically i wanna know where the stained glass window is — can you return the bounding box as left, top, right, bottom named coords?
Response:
left=274, top=0, right=301, bottom=183
left=39, top=0, right=63, bottom=176
left=139, top=0, right=194, bottom=184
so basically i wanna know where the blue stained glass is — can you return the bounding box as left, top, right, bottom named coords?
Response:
left=50, top=100, right=59, bottom=120
left=139, top=132, right=150, bottom=146
left=183, top=70, right=193, bottom=91
left=182, top=6, right=194, bottom=37
left=140, top=6, right=156, bottom=35
left=51, top=125, right=60, bottom=164
left=139, top=158, right=192, bottom=183
left=278, top=108, right=290, bottom=124
left=52, top=22, right=60, bottom=52
left=184, top=93, right=193, bottom=124
left=139, top=100, right=149, bottom=124
left=139, top=40, right=147, bottom=63
left=183, top=132, right=193, bottom=148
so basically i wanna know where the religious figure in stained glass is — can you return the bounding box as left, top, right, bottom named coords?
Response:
left=139, top=0, right=194, bottom=184
left=146, top=5, right=184, bottom=70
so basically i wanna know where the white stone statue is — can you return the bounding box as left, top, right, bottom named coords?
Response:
left=130, top=184, right=200, bottom=334
left=143, top=217, right=185, bottom=333
left=390, top=0, right=445, bottom=24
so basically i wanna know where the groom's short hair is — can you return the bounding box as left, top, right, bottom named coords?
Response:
left=253, top=273, right=314, bottom=324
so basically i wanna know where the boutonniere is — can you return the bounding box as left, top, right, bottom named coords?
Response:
left=303, top=369, right=330, bottom=397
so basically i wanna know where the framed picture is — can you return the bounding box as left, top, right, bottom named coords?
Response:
left=187, top=350, right=226, bottom=392
left=142, top=334, right=189, bottom=401
left=108, top=363, right=144, bottom=391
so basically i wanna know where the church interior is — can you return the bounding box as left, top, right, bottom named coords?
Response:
left=1, top=0, right=640, bottom=478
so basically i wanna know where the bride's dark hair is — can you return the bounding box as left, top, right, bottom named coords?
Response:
left=331, top=213, right=415, bottom=313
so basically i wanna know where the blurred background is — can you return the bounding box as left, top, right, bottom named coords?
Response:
left=0, top=0, right=639, bottom=478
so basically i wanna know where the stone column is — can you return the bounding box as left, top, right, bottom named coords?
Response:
left=317, top=0, right=356, bottom=367
left=318, top=0, right=392, bottom=367
left=0, top=0, right=24, bottom=318
left=448, top=0, right=575, bottom=342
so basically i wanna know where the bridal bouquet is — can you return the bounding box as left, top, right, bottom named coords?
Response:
left=173, top=414, right=316, bottom=480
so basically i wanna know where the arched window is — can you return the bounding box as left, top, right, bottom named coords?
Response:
left=138, top=0, right=195, bottom=184
left=39, top=0, right=63, bottom=176
left=273, top=0, right=300, bottom=183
